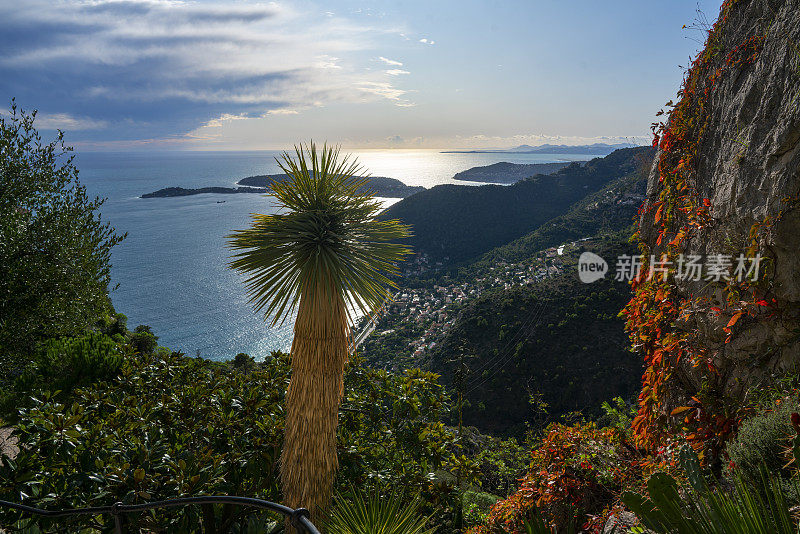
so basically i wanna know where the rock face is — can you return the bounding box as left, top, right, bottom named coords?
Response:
left=631, top=0, right=800, bottom=449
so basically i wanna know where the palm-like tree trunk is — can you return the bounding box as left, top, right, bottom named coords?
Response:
left=281, top=286, right=349, bottom=528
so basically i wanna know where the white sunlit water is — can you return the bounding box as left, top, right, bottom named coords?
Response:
left=74, top=149, right=594, bottom=361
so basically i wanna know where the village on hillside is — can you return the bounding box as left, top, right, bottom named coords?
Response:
left=355, top=241, right=606, bottom=370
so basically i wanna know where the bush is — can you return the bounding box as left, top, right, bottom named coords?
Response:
left=463, top=491, right=499, bottom=529
left=337, top=359, right=456, bottom=494
left=0, top=333, right=127, bottom=421
left=0, top=350, right=288, bottom=532
left=0, top=102, right=124, bottom=363
left=129, top=324, right=158, bottom=354
left=458, top=427, right=529, bottom=496
left=470, top=423, right=648, bottom=533
left=0, top=350, right=458, bottom=532
left=233, top=352, right=256, bottom=370
left=726, top=397, right=800, bottom=500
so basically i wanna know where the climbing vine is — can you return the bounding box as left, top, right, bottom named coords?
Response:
left=623, top=0, right=775, bottom=458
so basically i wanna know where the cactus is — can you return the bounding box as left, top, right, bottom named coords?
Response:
left=621, top=446, right=799, bottom=533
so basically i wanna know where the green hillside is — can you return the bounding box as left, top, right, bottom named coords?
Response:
left=381, top=147, right=653, bottom=266
left=425, top=237, right=642, bottom=437
left=464, top=147, right=652, bottom=275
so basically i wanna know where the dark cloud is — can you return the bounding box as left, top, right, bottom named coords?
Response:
left=0, top=0, right=408, bottom=143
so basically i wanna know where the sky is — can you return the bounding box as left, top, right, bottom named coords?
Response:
left=0, top=0, right=725, bottom=150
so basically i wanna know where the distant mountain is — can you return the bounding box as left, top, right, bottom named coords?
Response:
left=442, top=142, right=639, bottom=155
left=380, top=146, right=654, bottom=266
left=453, top=161, right=577, bottom=184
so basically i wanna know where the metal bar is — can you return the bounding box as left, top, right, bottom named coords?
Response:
left=0, top=496, right=321, bottom=534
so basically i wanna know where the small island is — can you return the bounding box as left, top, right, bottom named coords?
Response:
left=141, top=186, right=268, bottom=198
left=141, top=174, right=425, bottom=199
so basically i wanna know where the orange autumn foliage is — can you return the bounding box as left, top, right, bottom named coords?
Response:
left=469, top=423, right=652, bottom=534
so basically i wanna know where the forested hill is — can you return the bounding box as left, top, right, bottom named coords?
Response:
left=452, top=161, right=574, bottom=184
left=466, top=149, right=652, bottom=273
left=426, top=237, right=642, bottom=437
left=380, top=146, right=654, bottom=266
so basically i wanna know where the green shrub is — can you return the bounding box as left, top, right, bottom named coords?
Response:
left=129, top=324, right=158, bottom=354
left=727, top=397, right=800, bottom=487
left=1, top=333, right=127, bottom=420
left=463, top=491, right=499, bottom=528
left=233, top=352, right=256, bottom=370
left=0, top=351, right=288, bottom=532
left=597, top=396, right=636, bottom=434
left=0, top=103, right=124, bottom=362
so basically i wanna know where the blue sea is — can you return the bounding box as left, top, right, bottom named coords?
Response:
left=75, top=149, right=593, bottom=361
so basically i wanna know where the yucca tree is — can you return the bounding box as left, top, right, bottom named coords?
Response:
left=228, top=142, right=411, bottom=526
left=322, top=490, right=435, bottom=534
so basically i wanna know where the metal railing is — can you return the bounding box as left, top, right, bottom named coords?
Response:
left=0, top=495, right=320, bottom=533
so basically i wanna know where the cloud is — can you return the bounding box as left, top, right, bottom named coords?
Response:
left=357, top=82, right=415, bottom=107
left=0, top=0, right=414, bottom=141
left=385, top=135, right=424, bottom=146
left=263, top=109, right=300, bottom=116
left=202, top=113, right=250, bottom=128
left=419, top=38, right=435, bottom=45
left=378, top=56, right=403, bottom=66
left=33, top=112, right=108, bottom=131
left=385, top=69, right=410, bottom=76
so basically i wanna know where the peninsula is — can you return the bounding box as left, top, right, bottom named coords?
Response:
left=141, top=174, right=425, bottom=199
left=453, top=161, right=580, bottom=184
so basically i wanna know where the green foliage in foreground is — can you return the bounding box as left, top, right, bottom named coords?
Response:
left=322, top=490, right=436, bottom=534
left=0, top=343, right=458, bottom=533
left=9, top=332, right=126, bottom=403
left=0, top=322, right=157, bottom=422
left=0, top=102, right=124, bottom=368
left=0, top=351, right=287, bottom=532
left=726, top=395, right=800, bottom=499
left=623, top=446, right=800, bottom=534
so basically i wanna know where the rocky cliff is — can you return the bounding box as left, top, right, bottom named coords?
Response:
left=628, top=0, right=800, bottom=455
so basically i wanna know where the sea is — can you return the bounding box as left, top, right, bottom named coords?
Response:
left=75, top=149, right=594, bottom=361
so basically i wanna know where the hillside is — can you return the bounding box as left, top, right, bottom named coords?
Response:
left=452, top=161, right=574, bottom=184
left=468, top=147, right=653, bottom=270
left=381, top=146, right=653, bottom=266
left=425, top=237, right=642, bottom=437
left=442, top=143, right=637, bottom=155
